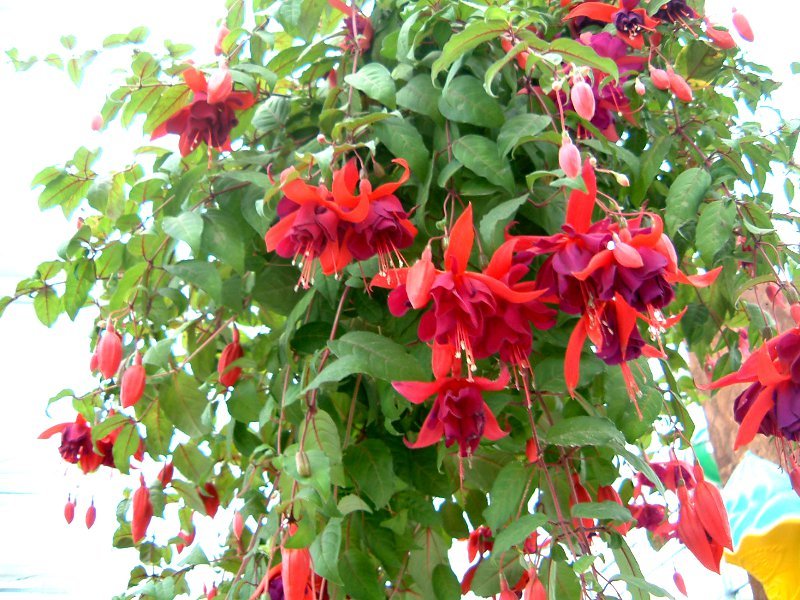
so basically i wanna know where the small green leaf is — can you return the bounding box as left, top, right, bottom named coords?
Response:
left=545, top=417, right=625, bottom=447
left=112, top=422, right=141, bottom=475
left=345, top=63, right=396, bottom=109
left=492, top=513, right=549, bottom=555
left=166, top=260, right=223, bottom=304
left=340, top=548, right=383, bottom=600
left=452, top=135, right=515, bottom=192
left=34, top=287, right=61, bottom=327
left=337, top=495, right=372, bottom=515
left=328, top=331, right=427, bottom=382
left=163, top=212, right=204, bottom=255
left=498, top=114, right=552, bottom=156
left=252, top=96, right=290, bottom=132
left=201, top=211, right=246, bottom=272
left=479, top=195, right=528, bottom=250
left=431, top=21, right=506, bottom=81
left=438, top=76, right=504, bottom=128
left=432, top=564, right=462, bottom=600
left=172, top=443, right=213, bottom=483
left=373, top=117, right=430, bottom=182
left=343, top=440, right=395, bottom=509
left=484, top=461, right=530, bottom=530
left=310, top=518, right=343, bottom=585
left=631, top=136, right=672, bottom=207
left=396, top=74, right=441, bottom=119
left=570, top=501, right=632, bottom=523
left=664, top=168, right=711, bottom=234
left=160, top=372, right=211, bottom=438
left=696, top=200, right=735, bottom=265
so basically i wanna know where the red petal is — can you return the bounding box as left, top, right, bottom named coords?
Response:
left=405, top=408, right=445, bottom=449
left=319, top=240, right=352, bottom=275
left=564, top=2, right=618, bottom=23
left=483, top=237, right=518, bottom=280
left=565, top=316, right=588, bottom=396
left=694, top=480, right=733, bottom=550
left=392, top=380, right=442, bottom=404
left=482, top=405, right=509, bottom=441
left=677, top=488, right=720, bottom=573
left=282, top=177, right=325, bottom=205
left=406, top=247, right=435, bottom=309
left=264, top=213, right=296, bottom=252
left=565, top=159, right=597, bottom=233
left=182, top=67, right=207, bottom=93
left=207, top=68, right=233, bottom=104
left=613, top=241, right=644, bottom=268
left=572, top=249, right=613, bottom=281
left=432, top=341, right=457, bottom=378
left=282, top=547, right=311, bottom=600
left=370, top=158, right=411, bottom=198
left=39, top=422, right=68, bottom=439
left=614, top=296, right=638, bottom=357
left=619, top=31, right=645, bottom=50
left=328, top=0, right=355, bottom=16
left=371, top=267, right=408, bottom=289
left=473, top=366, right=511, bottom=391
left=470, top=273, right=545, bottom=303
left=444, top=205, right=474, bottom=274
left=226, top=91, right=256, bottom=110
left=332, top=159, right=359, bottom=205
left=733, top=385, right=775, bottom=450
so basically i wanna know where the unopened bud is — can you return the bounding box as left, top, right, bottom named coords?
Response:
left=649, top=66, right=671, bottom=91
left=634, top=77, right=646, bottom=96
left=295, top=450, right=312, bottom=478
left=732, top=8, right=754, bottom=42
left=90, top=114, right=104, bottom=131
left=85, top=502, right=96, bottom=529
left=64, top=497, right=76, bottom=524
left=614, top=172, right=630, bottom=187
left=233, top=511, right=245, bottom=540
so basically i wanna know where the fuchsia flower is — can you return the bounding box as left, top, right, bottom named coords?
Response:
left=152, top=66, right=256, bottom=157
left=375, top=205, right=550, bottom=375
left=703, top=321, right=800, bottom=449
left=265, top=158, right=413, bottom=289
left=393, top=369, right=510, bottom=457
left=328, top=0, right=373, bottom=52
left=565, top=0, right=659, bottom=49
left=513, top=160, right=719, bottom=398
left=654, top=0, right=697, bottom=22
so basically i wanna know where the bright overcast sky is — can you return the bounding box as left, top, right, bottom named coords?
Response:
left=0, top=0, right=797, bottom=598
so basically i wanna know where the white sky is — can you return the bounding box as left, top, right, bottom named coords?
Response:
left=0, top=0, right=797, bottom=598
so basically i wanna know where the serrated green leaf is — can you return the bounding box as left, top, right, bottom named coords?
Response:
left=396, top=74, right=441, bottom=119
left=172, top=443, right=213, bottom=483
left=664, top=168, right=711, bottom=234
left=112, top=422, right=141, bottom=475
left=345, top=63, right=396, bottom=109
left=498, top=114, right=552, bottom=156
left=373, top=116, right=430, bottom=181
left=340, top=548, right=383, bottom=600
left=479, top=194, right=528, bottom=250
left=201, top=211, right=246, bottom=272
left=570, top=501, right=632, bottom=523
left=452, top=135, right=514, bottom=192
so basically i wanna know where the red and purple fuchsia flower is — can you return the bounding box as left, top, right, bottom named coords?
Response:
left=265, top=158, right=414, bottom=289
left=512, top=160, right=719, bottom=405
left=564, top=0, right=660, bottom=50
left=152, top=66, right=256, bottom=157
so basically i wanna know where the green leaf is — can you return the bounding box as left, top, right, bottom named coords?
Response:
left=163, top=212, right=204, bottom=255
left=112, top=422, right=141, bottom=475
left=340, top=548, right=383, bottom=600
left=492, top=513, right=549, bottom=555
left=309, top=517, right=343, bottom=585
left=91, top=414, right=130, bottom=444
left=570, top=501, right=632, bottom=523
left=484, top=461, right=530, bottom=530
left=160, top=372, right=211, bottom=438
left=432, top=564, right=461, bottom=600
left=343, top=439, right=395, bottom=509
left=479, top=194, right=528, bottom=250
left=227, top=380, right=263, bottom=423
left=696, top=200, right=735, bottom=265
left=172, top=443, right=213, bottom=483
left=201, top=211, right=246, bottom=272
left=143, top=338, right=174, bottom=370
left=328, top=331, right=427, bottom=382
left=630, top=136, right=672, bottom=207
left=0, top=296, right=12, bottom=319
left=471, top=554, right=525, bottom=597
left=396, top=74, right=441, bottom=119
left=664, top=168, right=711, bottom=234
left=63, top=259, right=95, bottom=320
left=140, top=399, right=173, bottom=457
left=166, top=260, right=222, bottom=304
left=252, top=96, right=290, bottom=132
left=452, top=135, right=515, bottom=192
left=545, top=417, right=625, bottom=447
left=498, top=114, right=552, bottom=156
left=345, top=63, right=396, bottom=109
left=373, top=117, right=430, bottom=182
left=431, top=20, right=507, bottom=81
left=549, top=38, right=619, bottom=82
left=34, top=287, right=61, bottom=326
left=610, top=536, right=674, bottom=600
left=337, top=495, right=372, bottom=515
left=303, top=355, right=362, bottom=392
left=438, top=76, right=504, bottom=128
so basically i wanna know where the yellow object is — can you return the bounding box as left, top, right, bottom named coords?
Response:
left=726, top=518, right=800, bottom=600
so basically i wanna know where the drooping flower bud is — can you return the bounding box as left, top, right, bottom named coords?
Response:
left=214, top=25, right=230, bottom=55
left=132, top=475, right=153, bottom=543
left=569, top=474, right=594, bottom=530
left=571, top=80, right=596, bottom=121
left=598, top=485, right=633, bottom=534
left=199, top=482, right=220, bottom=517
left=233, top=511, right=245, bottom=540
left=90, top=114, right=104, bottom=131
left=121, top=352, right=146, bottom=408
left=85, top=502, right=96, bottom=529
left=206, top=585, right=219, bottom=600
left=732, top=8, right=754, bottom=41
left=649, top=66, right=671, bottom=90
left=499, top=580, right=516, bottom=600
left=614, top=172, right=630, bottom=187
left=559, top=135, right=581, bottom=179
left=157, top=461, right=174, bottom=487
left=64, top=497, right=76, bottom=524
left=89, top=346, right=99, bottom=373
left=218, top=327, right=244, bottom=388
left=673, top=570, right=687, bottom=596
left=522, top=570, right=546, bottom=600
left=97, top=322, right=123, bottom=379
left=634, top=77, right=646, bottom=96
left=207, top=67, right=233, bottom=105
left=295, top=450, right=312, bottom=478
left=692, top=464, right=733, bottom=551
left=704, top=19, right=737, bottom=50
left=177, top=526, right=195, bottom=553
left=525, top=438, right=539, bottom=464
left=667, top=67, right=693, bottom=103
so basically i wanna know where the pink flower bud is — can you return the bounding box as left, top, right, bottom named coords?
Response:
left=90, top=114, right=104, bottom=131
left=634, top=78, right=646, bottom=96
left=649, top=66, right=670, bottom=91
left=704, top=19, right=737, bottom=50
left=214, top=25, right=230, bottom=56
left=667, top=67, right=693, bottom=102
left=732, top=8, right=754, bottom=42
left=673, top=570, right=687, bottom=596
left=207, top=67, right=233, bottom=104
left=157, top=461, right=174, bottom=487
left=218, top=327, right=244, bottom=387
left=570, top=80, right=595, bottom=121
left=525, top=438, right=539, bottom=464
left=85, top=502, right=96, bottom=529
left=97, top=322, right=122, bottom=380
left=64, top=497, right=76, bottom=524
left=121, top=352, right=146, bottom=408
left=132, top=475, right=153, bottom=543
left=559, top=137, right=581, bottom=179
left=233, top=511, right=244, bottom=540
